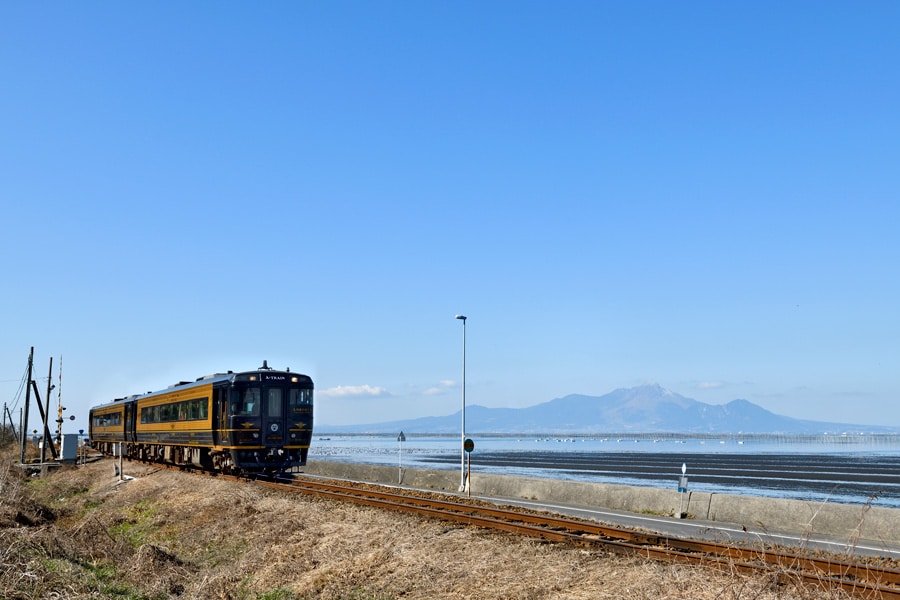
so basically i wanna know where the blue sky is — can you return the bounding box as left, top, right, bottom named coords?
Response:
left=2, top=2, right=898, bottom=432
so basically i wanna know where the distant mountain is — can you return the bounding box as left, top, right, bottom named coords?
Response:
left=318, top=384, right=899, bottom=435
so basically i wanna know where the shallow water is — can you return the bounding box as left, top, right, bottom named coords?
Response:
left=309, top=434, right=900, bottom=508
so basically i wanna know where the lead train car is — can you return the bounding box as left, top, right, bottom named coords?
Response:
left=89, top=363, right=313, bottom=473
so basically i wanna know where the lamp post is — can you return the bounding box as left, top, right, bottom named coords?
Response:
left=455, top=314, right=467, bottom=491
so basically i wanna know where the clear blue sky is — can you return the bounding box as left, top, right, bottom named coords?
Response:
left=2, top=2, right=898, bottom=432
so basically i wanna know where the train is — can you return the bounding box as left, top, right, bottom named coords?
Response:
left=88, top=361, right=313, bottom=474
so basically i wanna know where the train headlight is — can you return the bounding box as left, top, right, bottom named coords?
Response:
left=291, top=376, right=299, bottom=383
left=253, top=433, right=259, bottom=439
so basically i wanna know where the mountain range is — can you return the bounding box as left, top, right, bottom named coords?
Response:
left=318, top=384, right=898, bottom=434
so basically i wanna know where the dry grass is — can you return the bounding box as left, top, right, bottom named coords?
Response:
left=0, top=445, right=853, bottom=599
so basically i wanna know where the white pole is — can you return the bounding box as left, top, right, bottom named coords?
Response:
left=456, top=315, right=467, bottom=491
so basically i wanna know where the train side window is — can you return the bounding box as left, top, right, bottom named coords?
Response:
left=268, top=388, right=283, bottom=417
left=97, top=412, right=122, bottom=427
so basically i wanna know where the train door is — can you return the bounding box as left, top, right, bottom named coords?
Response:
left=124, top=403, right=136, bottom=444
left=263, top=386, right=287, bottom=448
left=212, top=387, right=227, bottom=447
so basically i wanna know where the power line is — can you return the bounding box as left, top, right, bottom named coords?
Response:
left=5, top=362, right=30, bottom=414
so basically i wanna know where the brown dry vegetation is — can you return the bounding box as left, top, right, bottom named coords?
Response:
left=0, top=445, right=854, bottom=600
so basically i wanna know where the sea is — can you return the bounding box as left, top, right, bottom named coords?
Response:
left=308, top=433, right=900, bottom=509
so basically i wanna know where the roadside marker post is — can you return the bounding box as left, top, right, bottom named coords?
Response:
left=397, top=431, right=406, bottom=484
left=464, top=438, right=474, bottom=497
left=678, top=463, right=688, bottom=518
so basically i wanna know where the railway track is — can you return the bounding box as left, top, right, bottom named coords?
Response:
left=265, top=473, right=900, bottom=599
left=152, top=461, right=900, bottom=598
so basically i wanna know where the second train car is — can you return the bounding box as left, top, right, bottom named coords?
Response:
left=89, top=361, right=313, bottom=474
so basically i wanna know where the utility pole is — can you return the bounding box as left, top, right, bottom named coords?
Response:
left=41, top=357, right=53, bottom=463
left=3, top=403, right=18, bottom=443
left=19, top=347, right=33, bottom=463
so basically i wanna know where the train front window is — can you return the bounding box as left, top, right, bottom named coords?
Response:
left=230, top=387, right=261, bottom=416
left=267, top=388, right=283, bottom=417
left=289, top=389, right=313, bottom=411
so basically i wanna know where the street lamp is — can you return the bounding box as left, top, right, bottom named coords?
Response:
left=455, top=314, right=467, bottom=491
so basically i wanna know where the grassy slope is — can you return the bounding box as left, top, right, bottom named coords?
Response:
left=0, top=445, right=850, bottom=600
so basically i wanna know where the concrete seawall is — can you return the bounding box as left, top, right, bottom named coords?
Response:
left=303, top=460, right=900, bottom=545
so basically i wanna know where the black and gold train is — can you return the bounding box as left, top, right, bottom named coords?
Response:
left=89, top=362, right=313, bottom=474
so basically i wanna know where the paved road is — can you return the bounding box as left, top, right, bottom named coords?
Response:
left=482, top=493, right=900, bottom=560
